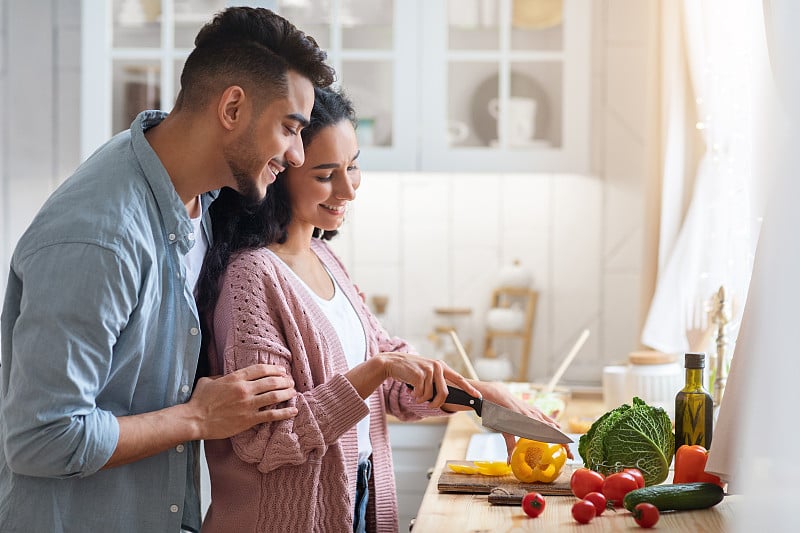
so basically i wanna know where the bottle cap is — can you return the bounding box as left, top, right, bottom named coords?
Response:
left=684, top=352, right=705, bottom=369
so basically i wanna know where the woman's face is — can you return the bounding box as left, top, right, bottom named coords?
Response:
left=284, top=119, right=361, bottom=232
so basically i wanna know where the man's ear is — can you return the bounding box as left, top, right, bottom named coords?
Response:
left=218, top=85, right=246, bottom=131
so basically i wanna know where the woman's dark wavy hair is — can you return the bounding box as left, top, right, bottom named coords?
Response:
left=195, top=86, right=357, bottom=368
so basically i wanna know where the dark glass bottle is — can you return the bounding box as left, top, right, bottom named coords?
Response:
left=675, top=352, right=714, bottom=449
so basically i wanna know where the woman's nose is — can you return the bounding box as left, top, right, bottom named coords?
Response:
left=336, top=176, right=357, bottom=200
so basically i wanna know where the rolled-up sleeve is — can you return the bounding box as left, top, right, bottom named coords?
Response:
left=1, top=242, right=136, bottom=478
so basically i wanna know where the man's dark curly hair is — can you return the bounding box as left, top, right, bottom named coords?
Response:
left=175, top=7, right=335, bottom=113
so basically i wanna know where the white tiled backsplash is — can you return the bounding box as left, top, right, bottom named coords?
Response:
left=328, top=171, right=643, bottom=385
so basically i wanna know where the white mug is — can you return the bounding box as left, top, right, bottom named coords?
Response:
left=488, top=97, right=537, bottom=145
left=447, top=120, right=470, bottom=144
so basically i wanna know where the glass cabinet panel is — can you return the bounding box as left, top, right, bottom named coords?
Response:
left=113, top=0, right=161, bottom=48
left=276, top=0, right=333, bottom=49
left=341, top=60, right=394, bottom=148
left=174, top=0, right=227, bottom=48
left=341, top=0, right=393, bottom=49
left=447, top=0, right=499, bottom=50
left=510, top=0, right=563, bottom=51
left=112, top=60, right=160, bottom=134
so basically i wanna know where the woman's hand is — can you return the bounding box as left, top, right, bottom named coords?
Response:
left=470, top=381, right=573, bottom=461
left=377, top=352, right=481, bottom=408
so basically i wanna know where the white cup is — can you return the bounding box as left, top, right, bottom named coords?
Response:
left=488, top=97, right=537, bottom=144
left=602, top=365, right=629, bottom=410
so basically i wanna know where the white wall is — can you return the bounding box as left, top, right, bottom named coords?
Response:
left=0, top=0, right=82, bottom=302
left=0, top=0, right=657, bottom=386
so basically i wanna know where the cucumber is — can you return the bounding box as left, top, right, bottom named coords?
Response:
left=623, top=482, right=724, bottom=512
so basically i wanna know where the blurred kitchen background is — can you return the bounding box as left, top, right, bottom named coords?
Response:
left=1, top=0, right=778, bottom=526
left=0, top=0, right=673, bottom=386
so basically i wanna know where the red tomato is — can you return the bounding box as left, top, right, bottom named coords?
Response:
left=571, top=500, right=595, bottom=524
left=521, top=492, right=546, bottom=518
left=583, top=491, right=607, bottom=516
left=602, top=471, right=639, bottom=507
left=624, top=468, right=646, bottom=488
left=570, top=468, right=605, bottom=499
left=633, top=502, right=660, bottom=528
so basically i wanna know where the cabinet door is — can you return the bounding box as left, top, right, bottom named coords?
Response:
left=419, top=0, right=590, bottom=173
left=81, top=0, right=227, bottom=160
left=274, top=0, right=419, bottom=171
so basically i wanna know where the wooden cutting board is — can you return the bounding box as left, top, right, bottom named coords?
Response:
left=437, top=461, right=577, bottom=503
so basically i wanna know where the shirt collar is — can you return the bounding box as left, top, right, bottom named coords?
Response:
left=130, top=111, right=194, bottom=250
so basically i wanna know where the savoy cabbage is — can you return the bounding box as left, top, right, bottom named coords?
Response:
left=578, top=397, right=675, bottom=486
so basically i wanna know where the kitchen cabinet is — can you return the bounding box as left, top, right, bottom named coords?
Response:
left=387, top=419, right=447, bottom=532
left=81, top=0, right=590, bottom=172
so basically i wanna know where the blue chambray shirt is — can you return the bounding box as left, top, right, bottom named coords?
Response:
left=0, top=111, right=216, bottom=532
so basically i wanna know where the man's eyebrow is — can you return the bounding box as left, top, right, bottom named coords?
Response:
left=287, top=113, right=310, bottom=128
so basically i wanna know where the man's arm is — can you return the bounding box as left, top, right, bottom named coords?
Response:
left=105, top=364, right=297, bottom=468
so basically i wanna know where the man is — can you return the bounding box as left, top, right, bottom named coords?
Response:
left=0, top=7, right=335, bottom=532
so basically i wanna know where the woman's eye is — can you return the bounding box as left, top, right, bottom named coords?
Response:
left=347, top=165, right=359, bottom=172
left=316, top=175, right=333, bottom=182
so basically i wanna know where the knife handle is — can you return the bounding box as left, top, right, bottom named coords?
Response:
left=405, top=384, right=483, bottom=416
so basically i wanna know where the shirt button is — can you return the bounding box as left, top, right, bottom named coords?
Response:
left=176, top=444, right=185, bottom=453
left=170, top=504, right=179, bottom=513
left=190, top=327, right=199, bottom=336
left=188, top=232, right=195, bottom=241
left=168, top=233, right=176, bottom=242
left=181, top=384, right=190, bottom=394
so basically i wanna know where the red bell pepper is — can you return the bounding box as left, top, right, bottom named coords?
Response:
left=673, top=444, right=724, bottom=487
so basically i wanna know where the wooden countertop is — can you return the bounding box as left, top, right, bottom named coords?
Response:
left=412, top=410, right=741, bottom=531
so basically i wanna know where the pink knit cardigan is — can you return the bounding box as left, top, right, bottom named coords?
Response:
left=201, top=239, right=448, bottom=533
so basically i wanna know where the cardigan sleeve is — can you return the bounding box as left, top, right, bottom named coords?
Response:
left=312, top=241, right=451, bottom=422
left=212, top=251, right=370, bottom=473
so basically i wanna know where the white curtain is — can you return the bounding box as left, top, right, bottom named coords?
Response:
left=641, top=0, right=767, bottom=356
left=706, top=1, right=800, bottom=529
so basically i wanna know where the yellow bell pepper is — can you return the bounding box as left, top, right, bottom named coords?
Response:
left=510, top=438, right=567, bottom=483
left=448, top=461, right=513, bottom=476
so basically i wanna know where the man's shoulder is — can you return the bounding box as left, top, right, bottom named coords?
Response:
left=14, top=151, right=154, bottom=262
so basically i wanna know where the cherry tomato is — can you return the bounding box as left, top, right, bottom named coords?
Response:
left=570, top=468, right=605, bottom=499
left=571, top=500, right=596, bottom=524
left=633, top=502, right=660, bottom=528
left=602, top=471, right=639, bottom=507
left=521, top=492, right=546, bottom=518
left=583, top=491, right=607, bottom=516
left=624, top=468, right=646, bottom=488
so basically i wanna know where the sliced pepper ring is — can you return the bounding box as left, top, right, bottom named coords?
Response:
left=510, top=438, right=567, bottom=483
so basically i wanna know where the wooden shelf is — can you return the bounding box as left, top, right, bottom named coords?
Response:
left=483, top=287, right=538, bottom=381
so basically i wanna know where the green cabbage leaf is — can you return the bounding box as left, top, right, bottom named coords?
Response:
left=578, top=397, right=675, bottom=486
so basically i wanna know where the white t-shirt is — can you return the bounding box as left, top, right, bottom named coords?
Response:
left=183, top=205, right=208, bottom=292
left=269, top=250, right=372, bottom=462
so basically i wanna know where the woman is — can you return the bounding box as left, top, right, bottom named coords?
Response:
left=197, top=87, right=558, bottom=532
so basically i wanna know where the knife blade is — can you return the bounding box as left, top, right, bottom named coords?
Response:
left=409, top=384, right=573, bottom=444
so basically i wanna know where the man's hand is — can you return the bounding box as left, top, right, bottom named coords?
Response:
left=105, top=364, right=296, bottom=469
left=190, top=364, right=297, bottom=440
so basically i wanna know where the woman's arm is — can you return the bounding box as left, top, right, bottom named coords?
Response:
left=212, top=254, right=370, bottom=473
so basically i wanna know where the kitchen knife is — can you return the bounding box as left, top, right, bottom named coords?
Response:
left=409, top=384, right=573, bottom=443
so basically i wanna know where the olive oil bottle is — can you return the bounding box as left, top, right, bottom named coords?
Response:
left=675, top=352, right=714, bottom=449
